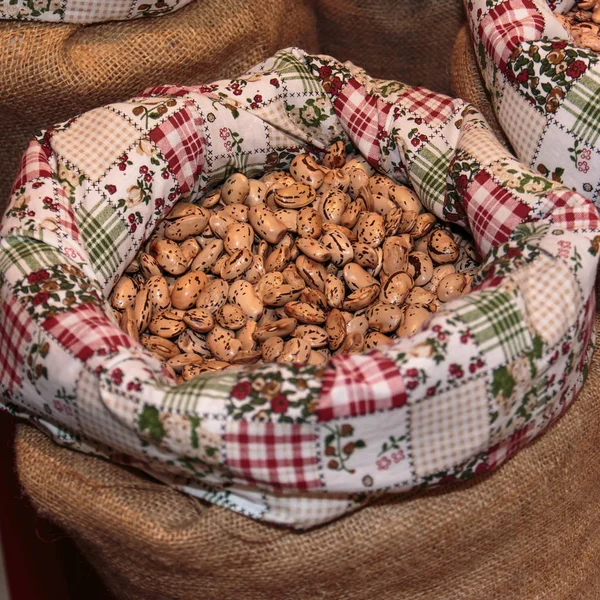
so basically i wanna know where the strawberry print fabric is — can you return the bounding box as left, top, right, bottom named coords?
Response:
left=466, top=0, right=600, bottom=204
left=0, top=49, right=598, bottom=529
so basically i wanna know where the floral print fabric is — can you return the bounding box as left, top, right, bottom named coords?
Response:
left=0, top=0, right=193, bottom=24
left=466, top=0, right=600, bottom=203
left=0, top=49, right=598, bottom=529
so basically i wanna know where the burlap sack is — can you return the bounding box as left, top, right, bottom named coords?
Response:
left=315, top=0, right=465, bottom=96
left=0, top=0, right=318, bottom=214
left=15, top=316, right=600, bottom=599
left=451, top=24, right=512, bottom=150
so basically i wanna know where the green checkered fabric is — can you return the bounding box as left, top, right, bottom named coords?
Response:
left=562, top=69, right=600, bottom=147
left=79, top=199, right=128, bottom=285
left=270, top=52, right=325, bottom=95
left=0, top=237, right=66, bottom=275
left=409, top=144, right=452, bottom=212
left=455, top=289, right=532, bottom=362
left=160, top=369, right=239, bottom=414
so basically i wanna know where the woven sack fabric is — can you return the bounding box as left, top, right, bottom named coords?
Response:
left=465, top=0, right=600, bottom=203
left=0, top=0, right=193, bottom=23
left=0, top=0, right=319, bottom=216
left=1, top=48, right=598, bottom=529
left=315, top=0, right=466, bottom=96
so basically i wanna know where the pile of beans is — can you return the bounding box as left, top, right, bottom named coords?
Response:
left=111, top=143, right=473, bottom=382
left=556, top=0, right=600, bottom=52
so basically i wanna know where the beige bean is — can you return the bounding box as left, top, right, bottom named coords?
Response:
left=255, top=272, right=285, bottom=302
left=369, top=174, right=395, bottom=197
left=247, top=204, right=288, bottom=244
left=274, top=182, right=316, bottom=209
left=321, top=229, right=354, bottom=267
left=282, top=264, right=306, bottom=291
left=243, top=179, right=266, bottom=206
left=412, top=213, right=436, bottom=239
left=119, top=306, right=139, bottom=342
left=209, top=212, right=236, bottom=239
left=183, top=308, right=215, bottom=333
left=389, top=184, right=422, bottom=213
left=191, top=238, right=224, bottom=272
left=220, top=249, right=253, bottom=280
left=210, top=254, right=229, bottom=277
left=308, top=349, right=329, bottom=365
left=428, top=229, right=459, bottom=264
left=346, top=314, right=369, bottom=336
left=200, top=189, right=221, bottom=209
left=228, top=279, right=264, bottom=319
left=343, top=262, right=378, bottom=291
left=180, top=238, right=201, bottom=264
left=396, top=304, right=431, bottom=337
left=111, top=276, right=138, bottom=310
left=382, top=236, right=411, bottom=275
left=207, top=326, right=242, bottom=362
left=343, top=284, right=380, bottom=311
left=140, top=334, right=180, bottom=359
left=166, top=202, right=202, bottom=220
left=146, top=275, right=171, bottom=313
left=296, top=255, right=327, bottom=292
left=367, top=302, right=404, bottom=333
left=372, top=193, right=397, bottom=216
left=322, top=222, right=358, bottom=242
left=293, top=324, right=328, bottom=348
left=365, top=331, right=394, bottom=350
left=140, top=252, right=161, bottom=279
left=216, top=303, right=247, bottom=330
left=220, top=203, right=248, bottom=223
left=196, top=278, right=229, bottom=314
left=254, top=318, right=298, bottom=342
left=406, top=286, right=437, bottom=306
left=320, top=190, right=349, bottom=224
left=325, top=273, right=345, bottom=309
left=231, top=350, right=262, bottom=365
left=296, top=238, right=331, bottom=263
left=300, top=288, right=328, bottom=312
left=273, top=208, right=298, bottom=232
left=177, top=329, right=210, bottom=355
left=223, top=223, right=253, bottom=255
left=170, top=270, right=208, bottom=310
left=244, top=255, right=265, bottom=284
left=278, top=338, right=311, bottom=364
left=325, top=309, right=346, bottom=351
left=261, top=336, right=285, bottom=361
left=167, top=353, right=205, bottom=373
left=150, top=238, right=188, bottom=275
left=337, top=332, right=365, bottom=355
left=340, top=198, right=366, bottom=229
left=437, top=273, right=468, bottom=302
left=323, top=141, right=346, bottom=169
left=222, top=173, right=249, bottom=205
left=290, top=154, right=325, bottom=189
left=356, top=212, right=385, bottom=247
left=384, top=207, right=404, bottom=237
left=164, top=210, right=210, bottom=241
left=149, top=310, right=186, bottom=338
left=380, top=272, right=413, bottom=305
left=264, top=245, right=291, bottom=273
left=134, top=286, right=152, bottom=333
left=407, top=251, right=434, bottom=286
left=262, top=283, right=303, bottom=307
left=284, top=301, right=327, bottom=324
left=346, top=167, right=370, bottom=200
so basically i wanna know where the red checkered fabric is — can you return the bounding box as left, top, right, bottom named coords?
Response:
left=487, top=422, right=534, bottom=470
left=11, top=139, right=53, bottom=195
left=224, top=421, right=322, bottom=492
left=399, top=87, right=459, bottom=125
left=43, top=303, right=135, bottom=362
left=317, top=351, right=407, bottom=422
left=55, top=187, right=82, bottom=244
left=148, top=102, right=204, bottom=194
left=0, top=293, right=32, bottom=394
left=477, top=0, right=545, bottom=72
left=547, top=189, right=600, bottom=231
left=463, top=170, right=531, bottom=254
left=334, top=78, right=390, bottom=169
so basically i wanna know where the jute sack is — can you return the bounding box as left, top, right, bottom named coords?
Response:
left=315, top=0, right=465, bottom=95
left=0, top=0, right=318, bottom=214
left=15, top=316, right=600, bottom=600
left=451, top=24, right=511, bottom=150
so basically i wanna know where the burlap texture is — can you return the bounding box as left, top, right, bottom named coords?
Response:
left=315, top=0, right=465, bottom=97
left=451, top=24, right=511, bottom=149
left=0, top=0, right=318, bottom=215
left=14, top=316, right=600, bottom=599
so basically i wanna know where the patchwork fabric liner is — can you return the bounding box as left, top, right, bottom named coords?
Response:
left=0, top=0, right=193, bottom=24
left=0, top=48, right=598, bottom=529
left=466, top=0, right=600, bottom=205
